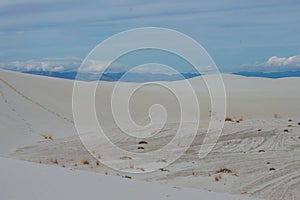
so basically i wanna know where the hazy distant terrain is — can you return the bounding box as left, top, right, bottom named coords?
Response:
left=15, top=70, right=300, bottom=83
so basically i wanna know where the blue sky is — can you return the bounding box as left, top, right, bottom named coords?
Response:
left=0, top=0, right=300, bottom=72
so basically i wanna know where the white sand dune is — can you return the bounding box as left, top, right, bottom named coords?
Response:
left=1, top=69, right=300, bottom=199
left=1, top=69, right=299, bottom=153
left=0, top=157, right=259, bottom=200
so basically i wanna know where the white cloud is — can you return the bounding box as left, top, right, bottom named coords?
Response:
left=0, top=57, right=82, bottom=72
left=79, top=60, right=126, bottom=73
left=266, top=55, right=300, bottom=68
left=243, top=55, right=300, bottom=72
left=0, top=57, right=128, bottom=73
left=0, top=57, right=200, bottom=75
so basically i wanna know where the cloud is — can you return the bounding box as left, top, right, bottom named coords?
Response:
left=0, top=57, right=133, bottom=73
left=80, top=60, right=127, bottom=73
left=0, top=57, right=82, bottom=72
left=0, top=57, right=200, bottom=75
left=1, top=0, right=299, bottom=72
left=265, top=56, right=300, bottom=68
left=242, top=55, right=300, bottom=72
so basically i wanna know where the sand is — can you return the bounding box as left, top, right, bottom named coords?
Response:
left=1, top=69, right=300, bottom=199
left=1, top=157, right=260, bottom=200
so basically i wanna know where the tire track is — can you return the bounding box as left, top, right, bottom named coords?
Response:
left=9, top=118, right=300, bottom=200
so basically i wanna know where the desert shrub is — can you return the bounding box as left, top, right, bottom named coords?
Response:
left=192, top=169, right=197, bottom=176
left=225, top=117, right=233, bottom=122
left=216, top=167, right=233, bottom=174
left=51, top=159, right=58, bottom=164
left=123, top=175, right=132, bottom=179
left=215, top=173, right=222, bottom=181
left=138, top=141, right=148, bottom=145
left=82, top=159, right=90, bottom=165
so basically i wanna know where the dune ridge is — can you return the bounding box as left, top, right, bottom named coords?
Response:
left=1, top=69, right=300, bottom=199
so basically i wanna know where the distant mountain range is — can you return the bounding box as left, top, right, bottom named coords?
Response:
left=22, top=71, right=201, bottom=82
left=233, top=71, right=300, bottom=78
left=21, top=70, right=300, bottom=82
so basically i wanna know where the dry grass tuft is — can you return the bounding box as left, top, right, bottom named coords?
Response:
left=192, top=169, right=197, bottom=176
left=82, top=159, right=90, bottom=165
left=159, top=168, right=170, bottom=172
left=215, top=173, right=222, bottom=181
left=137, top=167, right=145, bottom=172
left=40, top=133, right=52, bottom=140
left=215, top=167, right=238, bottom=177
left=51, top=159, right=58, bottom=164
left=274, top=113, right=279, bottom=119
left=216, top=167, right=233, bottom=174
left=138, top=141, right=148, bottom=145
left=225, top=117, right=233, bottom=122
left=156, top=159, right=167, bottom=163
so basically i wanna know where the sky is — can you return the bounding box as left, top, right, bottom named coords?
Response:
left=0, top=0, right=300, bottom=73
